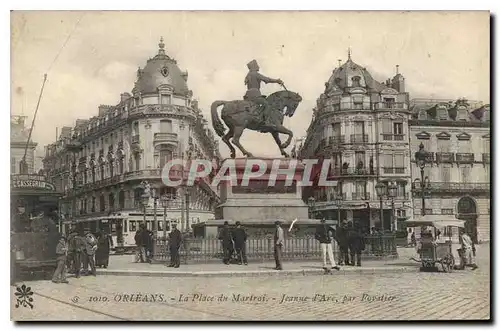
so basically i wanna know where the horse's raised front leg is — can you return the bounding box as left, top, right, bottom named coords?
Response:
left=271, top=132, right=289, bottom=158
left=221, top=127, right=236, bottom=158
left=231, top=126, right=253, bottom=158
left=274, top=125, right=293, bottom=149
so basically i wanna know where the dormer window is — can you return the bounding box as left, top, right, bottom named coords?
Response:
left=161, top=94, right=171, bottom=105
left=351, top=76, right=361, bottom=88
left=437, top=107, right=448, bottom=120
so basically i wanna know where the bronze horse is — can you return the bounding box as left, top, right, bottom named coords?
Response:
left=210, top=90, right=302, bottom=158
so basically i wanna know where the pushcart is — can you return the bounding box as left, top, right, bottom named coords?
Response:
left=407, top=216, right=465, bottom=273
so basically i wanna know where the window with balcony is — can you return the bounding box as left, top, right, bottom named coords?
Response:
left=118, top=190, right=125, bottom=209
left=437, top=137, right=451, bottom=153
left=394, top=154, right=405, bottom=174
left=160, top=120, right=173, bottom=133
left=159, top=148, right=173, bottom=169
left=354, top=181, right=367, bottom=200
left=460, top=165, right=471, bottom=183
left=100, top=195, right=105, bottom=212
left=382, top=119, right=392, bottom=140
left=440, top=164, right=451, bottom=183
left=396, top=182, right=406, bottom=198
left=355, top=151, right=365, bottom=171
left=135, top=154, right=141, bottom=171
left=161, top=94, right=172, bottom=105
left=383, top=154, right=394, bottom=173
left=133, top=122, right=139, bottom=136
left=393, top=122, right=404, bottom=140
left=352, top=121, right=366, bottom=143
left=109, top=193, right=115, bottom=211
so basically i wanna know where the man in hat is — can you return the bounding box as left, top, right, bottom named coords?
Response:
left=52, top=234, right=69, bottom=284
left=67, top=224, right=83, bottom=277
left=315, top=219, right=340, bottom=272
left=218, top=221, right=234, bottom=265
left=336, top=220, right=350, bottom=265
left=274, top=221, right=285, bottom=270
left=167, top=223, right=182, bottom=268
left=82, top=228, right=97, bottom=276
left=347, top=221, right=365, bottom=267
left=232, top=221, right=248, bottom=265
left=244, top=59, right=283, bottom=126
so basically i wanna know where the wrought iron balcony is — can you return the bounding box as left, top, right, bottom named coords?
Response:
left=455, top=153, right=474, bottom=163
left=352, top=192, right=371, bottom=200
left=382, top=133, right=405, bottom=141
left=482, top=153, right=490, bottom=164
left=373, top=102, right=408, bottom=110
left=383, top=167, right=406, bottom=174
left=329, top=167, right=377, bottom=177
left=328, top=136, right=345, bottom=145
left=154, top=132, right=178, bottom=144
left=350, top=134, right=369, bottom=144
left=436, top=152, right=455, bottom=163
left=411, top=181, right=490, bottom=193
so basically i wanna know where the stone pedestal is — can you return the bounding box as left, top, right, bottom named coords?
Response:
left=192, top=158, right=318, bottom=237
left=218, top=158, right=309, bottom=222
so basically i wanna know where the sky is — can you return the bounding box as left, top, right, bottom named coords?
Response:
left=10, top=11, right=490, bottom=160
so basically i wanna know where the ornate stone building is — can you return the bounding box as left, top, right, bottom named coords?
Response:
left=42, top=38, right=221, bottom=246
left=299, top=53, right=412, bottom=231
left=11, top=115, right=37, bottom=174
left=409, top=98, right=490, bottom=243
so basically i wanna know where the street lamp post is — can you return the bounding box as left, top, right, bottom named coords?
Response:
left=308, top=197, right=316, bottom=219
left=185, top=189, right=190, bottom=233
left=375, top=182, right=387, bottom=231
left=334, top=192, right=342, bottom=223
left=387, top=182, right=398, bottom=231
left=414, top=142, right=429, bottom=216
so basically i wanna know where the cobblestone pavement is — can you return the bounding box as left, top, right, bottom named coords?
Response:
left=11, top=246, right=490, bottom=321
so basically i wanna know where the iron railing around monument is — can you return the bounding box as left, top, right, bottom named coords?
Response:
left=153, top=234, right=398, bottom=263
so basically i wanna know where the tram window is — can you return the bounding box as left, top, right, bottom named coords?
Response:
left=130, top=221, right=137, bottom=232
left=158, top=221, right=163, bottom=231
left=123, top=220, right=128, bottom=233
left=110, top=222, right=117, bottom=235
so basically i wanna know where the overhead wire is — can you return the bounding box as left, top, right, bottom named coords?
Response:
left=21, top=13, right=86, bottom=170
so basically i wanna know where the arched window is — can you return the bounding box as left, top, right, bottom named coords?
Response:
left=118, top=190, right=126, bottom=209
left=99, top=195, right=105, bottom=212
left=109, top=193, right=115, bottom=211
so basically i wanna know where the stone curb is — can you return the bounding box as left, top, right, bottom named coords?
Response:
left=97, top=266, right=418, bottom=278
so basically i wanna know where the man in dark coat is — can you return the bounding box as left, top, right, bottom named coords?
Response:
left=95, top=229, right=113, bottom=268
left=218, top=221, right=234, bottom=264
left=232, top=221, right=248, bottom=265
left=167, top=224, right=182, bottom=268
left=134, top=226, right=144, bottom=263
left=347, top=221, right=365, bottom=266
left=335, top=221, right=350, bottom=266
left=67, top=224, right=83, bottom=277
left=140, top=224, right=152, bottom=263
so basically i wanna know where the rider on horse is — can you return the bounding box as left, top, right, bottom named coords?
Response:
left=244, top=60, right=283, bottom=126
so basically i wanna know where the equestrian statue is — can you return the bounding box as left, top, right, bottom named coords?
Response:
left=211, top=59, right=302, bottom=158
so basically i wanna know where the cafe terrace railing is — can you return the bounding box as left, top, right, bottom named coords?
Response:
left=152, top=234, right=398, bottom=264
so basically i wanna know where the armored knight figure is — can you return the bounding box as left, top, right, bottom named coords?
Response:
left=244, top=60, right=283, bottom=125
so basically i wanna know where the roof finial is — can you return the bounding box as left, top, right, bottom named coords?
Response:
left=158, top=37, right=165, bottom=55
left=338, top=59, right=341, bottom=67
left=347, top=47, right=351, bottom=60
left=396, top=64, right=400, bottom=75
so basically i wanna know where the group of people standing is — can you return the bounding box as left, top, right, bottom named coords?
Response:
left=134, top=223, right=184, bottom=268
left=315, top=219, right=365, bottom=272
left=51, top=225, right=114, bottom=284
left=218, top=221, right=286, bottom=270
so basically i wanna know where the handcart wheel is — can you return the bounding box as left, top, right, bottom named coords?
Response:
left=441, top=254, right=454, bottom=273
